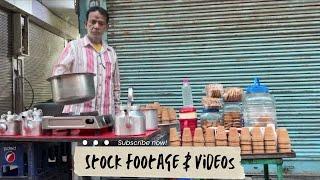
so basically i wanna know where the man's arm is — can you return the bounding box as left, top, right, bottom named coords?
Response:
left=52, top=42, right=75, bottom=76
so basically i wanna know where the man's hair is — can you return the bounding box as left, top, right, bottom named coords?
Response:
left=86, top=6, right=109, bottom=23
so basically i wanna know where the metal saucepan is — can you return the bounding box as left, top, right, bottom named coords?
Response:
left=47, top=73, right=96, bottom=105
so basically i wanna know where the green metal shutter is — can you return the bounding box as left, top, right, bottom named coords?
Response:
left=107, top=0, right=320, bottom=173
left=0, top=8, right=13, bottom=114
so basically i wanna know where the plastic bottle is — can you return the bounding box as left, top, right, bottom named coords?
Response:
left=181, top=78, right=194, bottom=107
left=243, top=77, right=277, bottom=127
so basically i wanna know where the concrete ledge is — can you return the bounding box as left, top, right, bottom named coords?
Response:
left=1, top=0, right=79, bottom=39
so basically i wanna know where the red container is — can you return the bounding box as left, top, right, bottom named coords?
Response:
left=179, top=118, right=197, bottom=136
left=179, top=107, right=196, bottom=113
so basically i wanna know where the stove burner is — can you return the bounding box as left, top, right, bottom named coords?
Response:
left=42, top=115, right=113, bottom=130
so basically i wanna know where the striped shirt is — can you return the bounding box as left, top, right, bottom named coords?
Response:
left=52, top=35, right=120, bottom=116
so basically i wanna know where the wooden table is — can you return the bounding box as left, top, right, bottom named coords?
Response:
left=241, top=152, right=296, bottom=180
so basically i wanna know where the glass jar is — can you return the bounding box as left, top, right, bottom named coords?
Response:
left=243, top=77, right=277, bottom=127
left=201, top=97, right=223, bottom=110
left=223, top=102, right=242, bottom=129
left=200, top=108, right=221, bottom=133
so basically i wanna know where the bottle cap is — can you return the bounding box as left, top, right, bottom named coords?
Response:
left=246, top=77, right=269, bottom=94
left=182, top=78, right=189, bottom=84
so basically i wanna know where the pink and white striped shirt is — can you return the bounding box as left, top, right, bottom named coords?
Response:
left=52, top=35, right=120, bottom=116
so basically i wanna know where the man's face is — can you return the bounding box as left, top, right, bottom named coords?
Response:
left=85, top=11, right=108, bottom=43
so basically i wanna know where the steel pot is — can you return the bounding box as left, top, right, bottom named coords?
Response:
left=47, top=73, right=96, bottom=105
left=142, top=107, right=158, bottom=130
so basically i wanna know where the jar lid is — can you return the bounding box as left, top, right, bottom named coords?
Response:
left=179, top=106, right=196, bottom=113
left=224, top=103, right=241, bottom=112
left=202, top=108, right=219, bottom=113
left=246, top=77, right=269, bottom=94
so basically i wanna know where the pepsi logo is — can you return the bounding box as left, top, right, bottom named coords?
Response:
left=5, top=151, right=16, bottom=163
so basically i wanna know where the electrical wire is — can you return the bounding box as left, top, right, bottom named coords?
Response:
left=18, top=76, right=34, bottom=110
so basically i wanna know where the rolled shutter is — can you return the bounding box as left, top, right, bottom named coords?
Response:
left=107, top=0, right=320, bottom=171
left=0, top=8, right=13, bottom=114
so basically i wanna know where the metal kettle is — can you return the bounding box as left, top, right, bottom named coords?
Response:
left=115, top=88, right=146, bottom=135
left=0, top=115, right=7, bottom=134
left=21, top=109, right=42, bottom=136
left=0, top=111, right=21, bottom=135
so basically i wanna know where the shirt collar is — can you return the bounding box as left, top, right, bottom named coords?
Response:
left=82, top=35, right=111, bottom=52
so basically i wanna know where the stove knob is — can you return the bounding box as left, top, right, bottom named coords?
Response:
left=85, top=118, right=94, bottom=124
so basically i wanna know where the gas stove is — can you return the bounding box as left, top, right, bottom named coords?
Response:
left=42, top=115, right=113, bottom=130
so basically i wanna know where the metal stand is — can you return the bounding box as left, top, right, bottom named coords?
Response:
left=241, top=152, right=295, bottom=180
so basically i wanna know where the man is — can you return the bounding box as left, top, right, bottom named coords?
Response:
left=53, top=6, right=120, bottom=116
left=52, top=7, right=119, bottom=180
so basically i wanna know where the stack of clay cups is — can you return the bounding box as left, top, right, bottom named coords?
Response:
left=182, top=128, right=193, bottom=146
left=264, top=127, right=277, bottom=153
left=240, top=127, right=252, bottom=154
left=152, top=102, right=162, bottom=123
left=251, top=127, right=265, bottom=154
left=205, top=127, right=216, bottom=146
left=193, top=128, right=205, bottom=146
left=169, top=108, right=177, bottom=122
left=169, top=127, right=181, bottom=146
left=277, top=128, right=292, bottom=153
left=228, top=127, right=240, bottom=147
left=215, top=126, right=228, bottom=146
left=161, top=107, right=170, bottom=124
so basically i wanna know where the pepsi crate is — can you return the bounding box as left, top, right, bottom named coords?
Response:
left=0, top=142, right=25, bottom=177
left=0, top=142, right=72, bottom=179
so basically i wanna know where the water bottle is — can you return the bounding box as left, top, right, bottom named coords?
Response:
left=243, top=77, right=277, bottom=127
left=181, top=78, right=194, bottom=107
